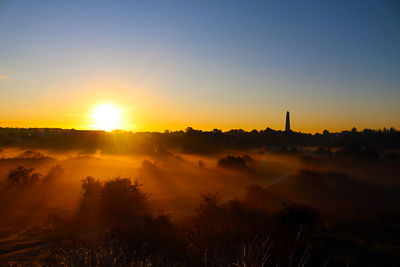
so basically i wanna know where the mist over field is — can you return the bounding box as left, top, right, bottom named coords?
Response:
left=1, top=128, right=400, bottom=266
left=1, top=145, right=399, bottom=223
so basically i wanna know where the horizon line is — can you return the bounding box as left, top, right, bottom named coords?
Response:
left=0, top=126, right=398, bottom=135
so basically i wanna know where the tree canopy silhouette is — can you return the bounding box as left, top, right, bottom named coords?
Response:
left=6, top=166, right=41, bottom=186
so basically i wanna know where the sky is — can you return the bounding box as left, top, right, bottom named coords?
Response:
left=0, top=0, right=399, bottom=133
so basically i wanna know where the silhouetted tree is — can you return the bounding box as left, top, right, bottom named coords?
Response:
left=76, top=176, right=103, bottom=227
left=6, top=166, right=41, bottom=186
left=100, top=178, right=148, bottom=224
left=217, top=155, right=247, bottom=170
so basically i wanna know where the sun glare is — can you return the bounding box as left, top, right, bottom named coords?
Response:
left=92, top=104, right=123, bottom=131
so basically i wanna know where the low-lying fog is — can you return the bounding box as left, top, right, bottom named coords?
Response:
left=0, top=146, right=399, bottom=228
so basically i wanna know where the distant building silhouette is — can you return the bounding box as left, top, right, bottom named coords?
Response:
left=285, top=111, right=291, bottom=132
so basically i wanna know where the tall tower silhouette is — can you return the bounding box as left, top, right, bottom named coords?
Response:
left=285, top=111, right=291, bottom=132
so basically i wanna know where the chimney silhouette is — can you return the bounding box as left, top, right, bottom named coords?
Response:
left=285, top=111, right=291, bottom=132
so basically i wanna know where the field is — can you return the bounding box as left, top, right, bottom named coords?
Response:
left=0, top=129, right=399, bottom=266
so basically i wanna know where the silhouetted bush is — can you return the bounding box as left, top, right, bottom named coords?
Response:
left=82, top=176, right=103, bottom=198
left=217, top=155, right=247, bottom=170
left=100, top=178, right=148, bottom=225
left=77, top=177, right=150, bottom=227
left=77, top=176, right=103, bottom=226
left=6, top=166, right=41, bottom=186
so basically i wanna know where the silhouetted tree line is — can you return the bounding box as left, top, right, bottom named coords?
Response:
left=0, top=127, right=399, bottom=154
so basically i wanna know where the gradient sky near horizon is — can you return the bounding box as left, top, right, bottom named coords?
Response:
left=0, top=0, right=399, bottom=133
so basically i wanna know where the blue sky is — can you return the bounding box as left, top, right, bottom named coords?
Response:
left=0, top=0, right=399, bottom=132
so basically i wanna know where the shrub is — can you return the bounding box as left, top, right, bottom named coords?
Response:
left=82, top=176, right=103, bottom=198
left=217, top=155, right=247, bottom=170
left=6, top=166, right=41, bottom=186
left=100, top=178, right=149, bottom=225
left=77, top=176, right=103, bottom=224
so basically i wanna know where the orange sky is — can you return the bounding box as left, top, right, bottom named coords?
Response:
left=0, top=1, right=399, bottom=133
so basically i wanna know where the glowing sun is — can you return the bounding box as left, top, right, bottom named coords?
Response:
left=92, top=104, right=123, bottom=131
